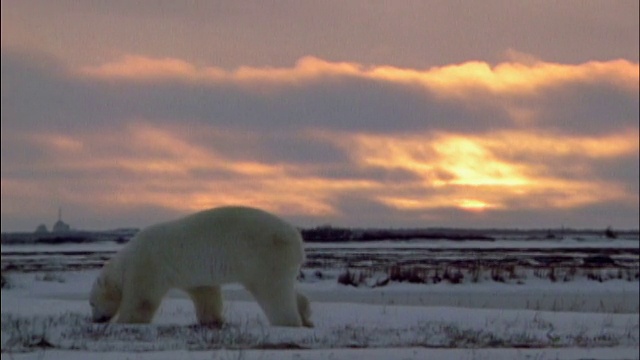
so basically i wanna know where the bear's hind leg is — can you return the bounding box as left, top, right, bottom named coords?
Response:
left=246, top=281, right=302, bottom=327
left=296, top=292, right=314, bottom=328
left=187, top=286, right=224, bottom=326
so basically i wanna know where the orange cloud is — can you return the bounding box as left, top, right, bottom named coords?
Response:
left=79, top=56, right=360, bottom=85
left=30, top=134, right=85, bottom=153
left=23, top=123, right=377, bottom=218
left=80, top=56, right=215, bottom=81
left=80, top=55, right=639, bottom=96
left=369, top=59, right=639, bottom=96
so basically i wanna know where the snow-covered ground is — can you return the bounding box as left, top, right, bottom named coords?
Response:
left=1, top=239, right=639, bottom=359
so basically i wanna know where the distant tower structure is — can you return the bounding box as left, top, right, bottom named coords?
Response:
left=52, top=207, right=71, bottom=233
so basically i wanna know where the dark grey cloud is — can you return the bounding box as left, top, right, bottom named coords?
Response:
left=532, top=83, right=639, bottom=135
left=593, top=154, right=640, bottom=195
left=1, top=50, right=128, bottom=133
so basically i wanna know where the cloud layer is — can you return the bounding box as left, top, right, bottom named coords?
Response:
left=3, top=1, right=638, bottom=69
left=1, top=49, right=638, bottom=230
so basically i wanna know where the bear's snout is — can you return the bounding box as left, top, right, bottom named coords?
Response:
left=93, top=315, right=112, bottom=323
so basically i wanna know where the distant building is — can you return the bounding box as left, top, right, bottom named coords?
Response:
left=52, top=208, right=71, bottom=233
left=34, top=224, right=49, bottom=234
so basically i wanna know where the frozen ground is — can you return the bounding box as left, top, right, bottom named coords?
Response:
left=1, top=239, right=639, bottom=359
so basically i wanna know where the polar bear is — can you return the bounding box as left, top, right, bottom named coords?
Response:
left=89, top=206, right=313, bottom=327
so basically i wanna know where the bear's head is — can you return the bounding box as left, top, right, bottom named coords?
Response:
left=89, top=272, right=121, bottom=323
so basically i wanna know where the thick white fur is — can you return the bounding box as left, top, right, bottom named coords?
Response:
left=89, top=206, right=313, bottom=327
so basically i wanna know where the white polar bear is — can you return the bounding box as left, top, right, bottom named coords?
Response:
left=89, top=206, right=313, bottom=327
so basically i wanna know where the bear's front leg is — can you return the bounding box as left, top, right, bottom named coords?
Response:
left=117, top=277, right=165, bottom=324
left=187, top=286, right=224, bottom=326
left=117, top=297, right=162, bottom=324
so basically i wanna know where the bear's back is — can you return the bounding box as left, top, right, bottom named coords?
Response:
left=127, top=206, right=304, bottom=285
left=133, top=206, right=303, bottom=256
left=183, top=206, right=300, bottom=243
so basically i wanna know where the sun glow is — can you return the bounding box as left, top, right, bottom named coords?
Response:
left=326, top=129, right=638, bottom=212
left=430, top=136, right=530, bottom=187
left=457, top=199, right=494, bottom=211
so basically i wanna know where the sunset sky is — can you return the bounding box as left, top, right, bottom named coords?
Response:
left=2, top=1, right=639, bottom=231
